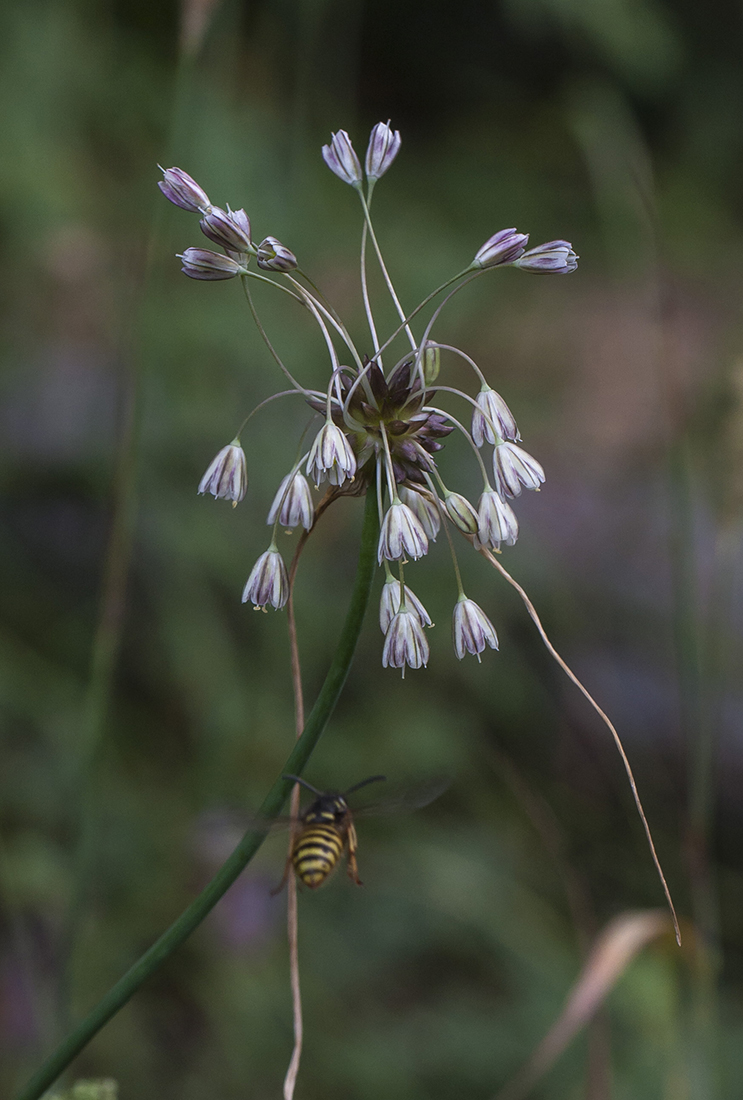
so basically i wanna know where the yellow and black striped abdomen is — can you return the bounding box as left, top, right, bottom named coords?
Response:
left=292, top=824, right=345, bottom=888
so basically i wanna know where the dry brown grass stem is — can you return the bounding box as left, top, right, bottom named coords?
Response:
left=282, top=489, right=338, bottom=1099
left=479, top=547, right=681, bottom=947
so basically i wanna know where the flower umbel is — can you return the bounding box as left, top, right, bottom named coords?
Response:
left=165, top=121, right=577, bottom=667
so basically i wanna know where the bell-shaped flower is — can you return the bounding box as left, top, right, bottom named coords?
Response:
left=378, top=500, right=429, bottom=563
left=267, top=470, right=314, bottom=530
left=178, top=248, right=243, bottom=281
left=306, top=422, right=357, bottom=487
left=198, top=441, right=247, bottom=504
left=365, top=121, right=401, bottom=181
left=256, top=237, right=297, bottom=271
left=322, top=130, right=362, bottom=186
left=473, top=228, right=529, bottom=269
left=382, top=605, right=430, bottom=672
left=493, top=442, right=545, bottom=498
left=242, top=545, right=289, bottom=610
left=379, top=575, right=432, bottom=633
left=475, top=489, right=518, bottom=549
left=158, top=166, right=211, bottom=212
left=471, top=386, right=519, bottom=445
left=514, top=240, right=578, bottom=274
left=452, top=596, right=499, bottom=661
left=398, top=486, right=441, bottom=541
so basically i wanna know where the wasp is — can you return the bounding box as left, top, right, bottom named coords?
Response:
left=274, top=773, right=447, bottom=891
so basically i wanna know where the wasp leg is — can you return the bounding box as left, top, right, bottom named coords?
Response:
left=271, top=850, right=294, bottom=896
left=345, top=821, right=363, bottom=886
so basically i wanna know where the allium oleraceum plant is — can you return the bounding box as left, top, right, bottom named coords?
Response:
left=161, top=123, right=577, bottom=674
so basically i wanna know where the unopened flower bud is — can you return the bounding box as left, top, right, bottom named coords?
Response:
left=471, top=386, right=519, bottom=445
left=473, top=228, right=529, bottom=269
left=200, top=207, right=252, bottom=254
left=178, top=247, right=243, bottom=280
left=513, top=240, right=578, bottom=274
left=198, top=441, right=247, bottom=504
left=322, top=130, right=362, bottom=185
left=452, top=596, right=499, bottom=661
left=382, top=606, right=430, bottom=673
left=256, top=236, right=297, bottom=272
left=267, top=470, right=314, bottom=530
left=365, top=121, right=401, bottom=181
left=423, top=344, right=440, bottom=385
left=493, top=442, right=545, bottom=497
left=475, top=489, right=518, bottom=549
left=306, top=422, right=356, bottom=487
left=380, top=576, right=432, bottom=633
left=443, top=492, right=479, bottom=535
left=242, top=545, right=288, bottom=610
left=158, top=166, right=211, bottom=212
left=378, top=501, right=429, bottom=563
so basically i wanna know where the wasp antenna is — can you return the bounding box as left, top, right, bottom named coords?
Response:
left=345, top=774, right=387, bottom=795
left=283, top=774, right=323, bottom=795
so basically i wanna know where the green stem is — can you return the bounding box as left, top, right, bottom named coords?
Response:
left=16, top=486, right=380, bottom=1100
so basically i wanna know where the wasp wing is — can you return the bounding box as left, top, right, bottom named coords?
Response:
left=350, top=774, right=451, bottom=818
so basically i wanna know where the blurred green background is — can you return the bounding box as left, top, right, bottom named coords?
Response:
left=2, top=0, right=743, bottom=1096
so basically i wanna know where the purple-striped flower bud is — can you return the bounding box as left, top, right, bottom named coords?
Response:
left=443, top=492, right=479, bottom=535
left=200, top=207, right=252, bottom=254
left=473, top=228, right=529, bottom=269
left=158, top=166, right=211, bottom=212
left=382, top=606, right=430, bottom=673
left=242, top=545, right=289, bottom=610
left=493, top=442, right=545, bottom=498
left=198, top=441, right=247, bottom=504
left=452, top=596, right=499, bottom=661
left=365, top=121, right=401, bottom=181
left=471, top=386, right=519, bottom=445
left=513, top=240, right=578, bottom=274
left=256, top=236, right=297, bottom=272
left=178, top=248, right=244, bottom=280
left=322, top=130, right=362, bottom=186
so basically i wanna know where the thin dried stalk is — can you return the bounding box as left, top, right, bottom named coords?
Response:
left=479, top=547, right=681, bottom=946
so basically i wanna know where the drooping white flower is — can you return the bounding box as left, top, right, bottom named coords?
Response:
left=382, top=606, right=430, bottom=672
left=398, top=486, right=441, bottom=541
left=475, top=489, right=519, bottom=550
left=379, top=576, right=432, bottom=633
left=242, top=546, right=289, bottom=610
left=452, top=596, right=499, bottom=661
left=198, top=441, right=247, bottom=504
left=306, top=422, right=357, bottom=487
left=493, top=442, right=545, bottom=497
left=378, top=501, right=429, bottom=564
left=471, top=386, right=519, bottom=445
left=267, top=470, right=314, bottom=530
